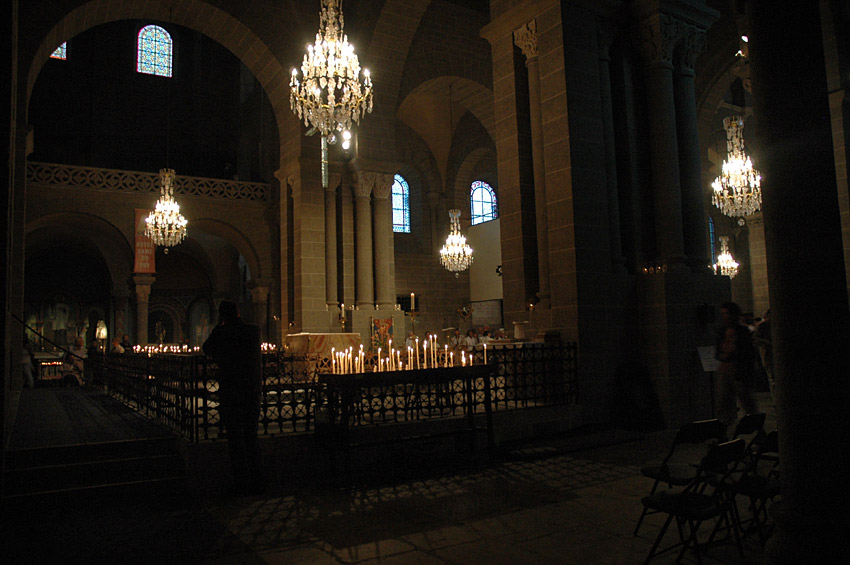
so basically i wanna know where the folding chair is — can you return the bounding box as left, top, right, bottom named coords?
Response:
left=731, top=412, right=766, bottom=455
left=734, top=430, right=780, bottom=546
left=641, top=438, right=747, bottom=565
left=634, top=418, right=727, bottom=536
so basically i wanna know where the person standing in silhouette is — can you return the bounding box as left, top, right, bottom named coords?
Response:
left=203, top=301, right=264, bottom=494
left=715, top=301, right=758, bottom=426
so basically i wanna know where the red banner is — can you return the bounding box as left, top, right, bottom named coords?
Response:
left=134, top=209, right=156, bottom=273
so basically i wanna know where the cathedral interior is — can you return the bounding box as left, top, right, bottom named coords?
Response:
left=3, top=0, right=849, bottom=560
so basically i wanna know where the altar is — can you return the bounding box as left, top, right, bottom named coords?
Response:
left=285, top=332, right=362, bottom=373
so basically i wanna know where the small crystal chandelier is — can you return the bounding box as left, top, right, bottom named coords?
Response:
left=440, top=209, right=473, bottom=277
left=290, top=0, right=373, bottom=189
left=714, top=236, right=739, bottom=278
left=145, top=168, right=187, bottom=254
left=712, top=116, right=762, bottom=217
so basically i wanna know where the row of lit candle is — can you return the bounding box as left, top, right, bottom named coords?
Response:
left=132, top=344, right=201, bottom=354
left=329, top=339, right=488, bottom=374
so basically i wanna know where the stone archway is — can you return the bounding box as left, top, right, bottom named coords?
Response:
left=24, top=0, right=298, bottom=161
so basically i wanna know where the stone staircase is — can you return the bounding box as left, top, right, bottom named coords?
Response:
left=2, top=436, right=187, bottom=507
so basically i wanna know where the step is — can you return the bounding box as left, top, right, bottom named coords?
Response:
left=3, top=452, right=186, bottom=496
left=2, top=475, right=189, bottom=511
left=5, top=436, right=180, bottom=470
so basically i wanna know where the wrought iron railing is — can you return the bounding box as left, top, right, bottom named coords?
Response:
left=89, top=342, right=577, bottom=442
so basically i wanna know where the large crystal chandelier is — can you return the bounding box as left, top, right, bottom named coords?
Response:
left=712, top=116, right=762, bottom=217
left=145, top=168, right=187, bottom=254
left=714, top=236, right=739, bottom=278
left=440, top=209, right=474, bottom=277
left=290, top=0, right=373, bottom=186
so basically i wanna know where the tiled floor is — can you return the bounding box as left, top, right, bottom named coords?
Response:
left=2, top=389, right=775, bottom=564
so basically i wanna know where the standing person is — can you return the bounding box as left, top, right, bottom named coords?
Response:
left=715, top=301, right=758, bottom=426
left=62, top=335, right=87, bottom=386
left=110, top=337, right=125, bottom=354
left=753, top=309, right=775, bottom=408
left=120, top=334, right=132, bottom=351
left=22, top=338, right=35, bottom=388
left=203, top=301, right=264, bottom=495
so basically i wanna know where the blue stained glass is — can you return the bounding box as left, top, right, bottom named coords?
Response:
left=137, top=25, right=173, bottom=77
left=392, top=174, right=410, bottom=233
left=709, top=216, right=716, bottom=262
left=470, top=180, right=498, bottom=225
left=50, top=43, right=67, bottom=60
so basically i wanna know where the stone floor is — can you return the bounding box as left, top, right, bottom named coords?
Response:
left=2, top=389, right=775, bottom=564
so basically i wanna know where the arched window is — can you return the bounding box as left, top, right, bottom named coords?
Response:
left=392, top=174, right=410, bottom=233
left=137, top=25, right=173, bottom=77
left=470, top=180, right=498, bottom=225
left=50, top=42, right=67, bottom=60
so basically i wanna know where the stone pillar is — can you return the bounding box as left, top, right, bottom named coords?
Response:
left=675, top=24, right=711, bottom=272
left=325, top=174, right=339, bottom=308
left=597, top=18, right=627, bottom=274
left=133, top=274, right=155, bottom=346
left=747, top=2, right=850, bottom=562
left=248, top=282, right=270, bottom=341
left=352, top=171, right=375, bottom=308
left=372, top=173, right=395, bottom=308
left=636, top=13, right=686, bottom=269
left=514, top=20, right=551, bottom=303
left=427, top=191, right=441, bottom=252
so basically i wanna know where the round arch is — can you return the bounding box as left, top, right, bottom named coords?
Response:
left=25, top=212, right=133, bottom=294
left=25, top=0, right=297, bottom=160
left=452, top=147, right=493, bottom=216
left=187, top=218, right=262, bottom=283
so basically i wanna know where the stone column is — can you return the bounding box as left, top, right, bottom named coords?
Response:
left=427, top=191, right=441, bottom=252
left=514, top=20, right=551, bottom=302
left=248, top=282, right=270, bottom=341
left=352, top=171, right=375, bottom=308
left=597, top=18, right=627, bottom=274
left=372, top=173, right=395, bottom=308
left=325, top=174, right=339, bottom=308
left=133, top=274, right=155, bottom=346
left=637, top=14, right=686, bottom=269
left=675, top=24, right=711, bottom=272
left=747, top=2, right=850, bottom=562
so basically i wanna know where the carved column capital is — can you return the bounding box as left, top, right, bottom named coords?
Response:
left=513, top=19, right=538, bottom=61
left=678, top=24, right=707, bottom=72
left=352, top=171, right=376, bottom=198
left=133, top=274, right=155, bottom=302
left=636, top=13, right=681, bottom=67
left=371, top=173, right=394, bottom=200
left=326, top=172, right=342, bottom=193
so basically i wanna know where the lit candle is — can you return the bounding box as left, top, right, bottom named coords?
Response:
left=415, top=337, right=420, bottom=369
left=340, top=303, right=346, bottom=320
left=483, top=343, right=488, bottom=364
left=410, top=292, right=415, bottom=311
left=423, top=341, right=428, bottom=369
left=450, top=352, right=454, bottom=367
left=331, top=347, right=336, bottom=374
left=461, top=351, right=466, bottom=367
left=444, top=345, right=448, bottom=368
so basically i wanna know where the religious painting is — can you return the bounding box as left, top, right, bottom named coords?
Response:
left=371, top=318, right=393, bottom=352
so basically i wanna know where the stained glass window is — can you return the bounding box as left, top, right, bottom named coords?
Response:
left=137, top=25, right=173, bottom=77
left=50, top=43, right=67, bottom=60
left=470, top=180, right=498, bottom=225
left=392, top=174, right=410, bottom=233
left=709, top=216, right=716, bottom=262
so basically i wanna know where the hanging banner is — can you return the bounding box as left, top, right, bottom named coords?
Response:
left=134, top=209, right=156, bottom=273
left=370, top=318, right=393, bottom=352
